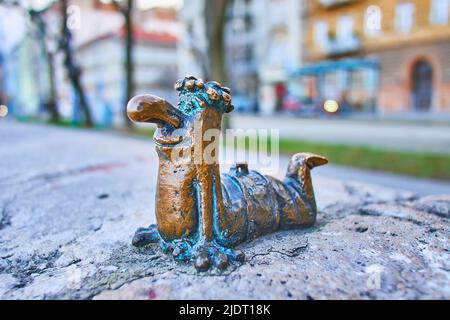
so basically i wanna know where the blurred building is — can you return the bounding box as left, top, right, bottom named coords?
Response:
left=176, top=0, right=209, bottom=78
left=1, top=26, right=48, bottom=118
left=0, top=17, right=4, bottom=106
left=225, top=0, right=304, bottom=114
left=0, top=6, right=42, bottom=117
left=224, top=0, right=261, bottom=113
left=0, top=0, right=180, bottom=126
left=66, top=0, right=180, bottom=126
left=76, top=30, right=178, bottom=126
left=294, top=0, right=450, bottom=116
left=72, top=1, right=179, bottom=126
left=0, top=45, right=5, bottom=107
left=178, top=0, right=304, bottom=114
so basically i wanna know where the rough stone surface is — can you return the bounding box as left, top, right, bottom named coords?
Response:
left=0, top=122, right=449, bottom=300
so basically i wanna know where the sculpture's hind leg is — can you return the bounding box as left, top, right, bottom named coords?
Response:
left=280, top=153, right=328, bottom=228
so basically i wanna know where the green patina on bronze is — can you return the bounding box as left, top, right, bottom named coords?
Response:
left=127, top=76, right=328, bottom=271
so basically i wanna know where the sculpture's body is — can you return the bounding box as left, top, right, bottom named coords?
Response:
left=127, top=76, right=327, bottom=270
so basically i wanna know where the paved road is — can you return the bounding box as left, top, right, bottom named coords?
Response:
left=1, top=121, right=449, bottom=197
left=231, top=115, right=450, bottom=154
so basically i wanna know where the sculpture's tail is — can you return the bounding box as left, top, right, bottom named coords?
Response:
left=286, top=153, right=328, bottom=178
left=281, top=153, right=328, bottom=228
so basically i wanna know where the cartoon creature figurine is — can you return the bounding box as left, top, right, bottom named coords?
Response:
left=127, top=76, right=327, bottom=271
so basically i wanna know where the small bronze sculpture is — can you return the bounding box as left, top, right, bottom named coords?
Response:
left=127, top=76, right=327, bottom=271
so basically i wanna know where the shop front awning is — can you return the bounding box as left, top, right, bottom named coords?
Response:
left=290, top=58, right=379, bottom=77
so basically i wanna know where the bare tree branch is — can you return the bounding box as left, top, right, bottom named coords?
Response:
left=204, top=0, right=230, bottom=129
left=59, top=0, right=93, bottom=126
left=111, top=0, right=128, bottom=16
left=204, top=0, right=229, bottom=84
left=111, top=0, right=134, bottom=127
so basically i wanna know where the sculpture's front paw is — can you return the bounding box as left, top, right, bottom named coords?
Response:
left=132, top=227, right=244, bottom=271
left=158, top=239, right=244, bottom=271
left=132, top=224, right=161, bottom=247
left=192, top=241, right=245, bottom=272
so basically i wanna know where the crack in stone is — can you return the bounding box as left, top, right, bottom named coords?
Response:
left=249, top=240, right=309, bottom=261
left=0, top=206, right=11, bottom=230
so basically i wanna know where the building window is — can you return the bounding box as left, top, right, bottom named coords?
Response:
left=337, top=15, right=354, bottom=43
left=314, top=21, right=328, bottom=51
left=267, top=28, right=287, bottom=66
left=430, top=0, right=450, bottom=25
left=365, top=5, right=382, bottom=36
left=396, top=3, right=415, bottom=33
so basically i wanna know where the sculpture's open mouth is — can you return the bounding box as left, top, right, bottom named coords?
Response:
left=153, top=130, right=183, bottom=147
left=126, top=94, right=190, bottom=148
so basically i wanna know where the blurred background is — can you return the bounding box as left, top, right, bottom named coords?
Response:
left=0, top=0, right=449, bottom=186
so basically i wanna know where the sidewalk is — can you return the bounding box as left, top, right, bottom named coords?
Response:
left=2, top=121, right=449, bottom=196
left=230, top=114, right=450, bottom=154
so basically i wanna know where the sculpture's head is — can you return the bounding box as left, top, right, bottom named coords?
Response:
left=173, top=75, right=234, bottom=116
left=127, top=76, right=233, bottom=157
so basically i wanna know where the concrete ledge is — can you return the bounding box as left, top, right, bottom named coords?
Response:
left=0, top=122, right=448, bottom=299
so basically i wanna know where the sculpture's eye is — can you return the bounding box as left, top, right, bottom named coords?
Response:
left=196, top=79, right=204, bottom=88
left=222, top=92, right=231, bottom=105
left=207, top=88, right=220, bottom=101
left=185, top=80, right=195, bottom=90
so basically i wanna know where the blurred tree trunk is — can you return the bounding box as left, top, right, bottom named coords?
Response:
left=124, top=0, right=134, bottom=128
left=44, top=51, right=59, bottom=123
left=29, top=10, right=60, bottom=123
left=204, top=0, right=230, bottom=129
left=60, top=0, right=93, bottom=127
left=113, top=0, right=134, bottom=128
left=204, top=0, right=228, bottom=84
